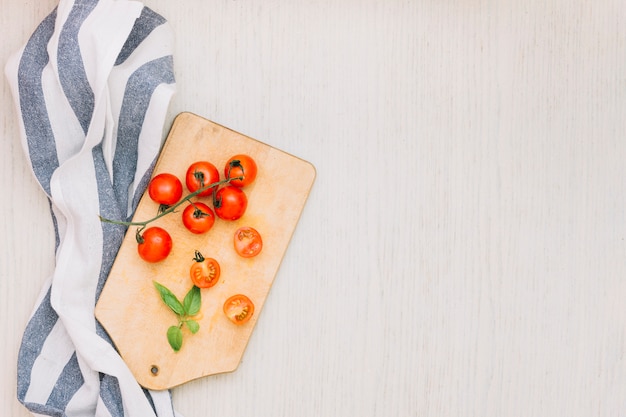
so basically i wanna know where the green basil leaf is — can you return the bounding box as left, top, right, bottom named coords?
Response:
left=154, top=281, right=185, bottom=316
left=183, top=285, right=201, bottom=316
left=186, top=319, right=200, bottom=334
left=167, top=325, right=183, bottom=351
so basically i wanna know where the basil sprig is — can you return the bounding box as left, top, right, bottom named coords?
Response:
left=153, top=281, right=201, bottom=352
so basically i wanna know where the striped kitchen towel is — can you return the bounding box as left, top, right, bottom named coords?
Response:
left=5, top=1, right=180, bottom=416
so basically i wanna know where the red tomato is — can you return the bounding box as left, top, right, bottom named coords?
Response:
left=148, top=173, right=183, bottom=206
left=214, top=186, right=248, bottom=221
left=186, top=161, right=220, bottom=197
left=233, top=226, right=263, bottom=258
left=223, top=294, right=254, bottom=325
left=225, top=154, right=257, bottom=188
left=190, top=251, right=220, bottom=288
left=182, top=202, right=215, bottom=234
left=137, top=227, right=172, bottom=263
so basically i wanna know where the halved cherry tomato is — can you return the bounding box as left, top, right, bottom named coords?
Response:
left=223, top=294, right=254, bottom=325
left=225, top=154, right=257, bottom=188
left=190, top=250, right=220, bottom=288
left=148, top=173, right=183, bottom=206
left=186, top=161, right=220, bottom=197
left=233, top=226, right=263, bottom=258
left=214, top=186, right=248, bottom=221
left=182, top=202, right=215, bottom=234
left=137, top=227, right=172, bottom=263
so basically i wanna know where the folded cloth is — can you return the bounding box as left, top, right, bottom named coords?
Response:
left=5, top=1, right=180, bottom=416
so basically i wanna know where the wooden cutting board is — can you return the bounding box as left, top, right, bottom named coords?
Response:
left=95, top=112, right=315, bottom=390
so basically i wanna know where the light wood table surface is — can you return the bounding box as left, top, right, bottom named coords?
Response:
left=2, top=1, right=626, bottom=416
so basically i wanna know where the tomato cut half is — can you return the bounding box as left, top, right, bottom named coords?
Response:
left=223, top=294, right=254, bottom=325
left=190, top=251, right=220, bottom=288
left=137, top=227, right=172, bottom=263
left=233, top=226, right=263, bottom=258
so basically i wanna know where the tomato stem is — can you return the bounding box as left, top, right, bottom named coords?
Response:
left=135, top=228, right=145, bottom=244
left=212, top=187, right=221, bottom=209
left=226, top=159, right=243, bottom=182
left=193, top=250, right=205, bottom=263
left=99, top=176, right=242, bottom=229
left=193, top=170, right=205, bottom=187
left=193, top=206, right=209, bottom=218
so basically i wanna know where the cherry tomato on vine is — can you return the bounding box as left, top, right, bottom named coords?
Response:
left=233, top=226, right=263, bottom=258
left=182, top=202, right=215, bottom=234
left=186, top=161, right=220, bottom=197
left=223, top=294, right=254, bottom=325
left=214, top=185, right=248, bottom=221
left=148, top=173, right=183, bottom=206
left=137, top=227, right=172, bottom=263
left=225, top=154, right=257, bottom=188
left=190, top=250, right=220, bottom=288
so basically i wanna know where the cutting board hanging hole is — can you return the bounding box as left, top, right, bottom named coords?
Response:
left=150, top=365, right=160, bottom=376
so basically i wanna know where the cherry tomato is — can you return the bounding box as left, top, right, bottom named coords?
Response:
left=148, top=173, right=183, bottom=206
left=223, top=294, right=254, bottom=325
left=233, top=226, right=263, bottom=258
left=186, top=161, right=220, bottom=197
left=214, top=186, right=248, bottom=221
left=190, top=250, right=220, bottom=288
left=182, top=202, right=215, bottom=234
left=137, top=227, right=172, bottom=263
left=225, top=154, right=257, bottom=188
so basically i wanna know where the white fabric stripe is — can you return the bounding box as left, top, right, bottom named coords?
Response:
left=23, top=321, right=76, bottom=405
left=151, top=391, right=177, bottom=417
left=49, top=161, right=102, bottom=329
left=65, top=378, right=98, bottom=417
left=51, top=198, right=66, bottom=255
left=108, top=22, right=175, bottom=163
left=71, top=350, right=107, bottom=417
left=54, top=0, right=77, bottom=32
left=103, top=84, right=116, bottom=181
left=41, top=64, right=85, bottom=167
left=111, top=22, right=174, bottom=81
left=79, top=0, right=144, bottom=105
left=45, top=154, right=103, bottom=414
left=95, top=395, right=115, bottom=417
left=133, top=81, right=177, bottom=204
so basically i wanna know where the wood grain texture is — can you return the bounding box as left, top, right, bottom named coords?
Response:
left=2, top=0, right=626, bottom=416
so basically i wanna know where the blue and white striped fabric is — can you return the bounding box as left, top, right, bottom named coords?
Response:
left=5, top=1, right=181, bottom=416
